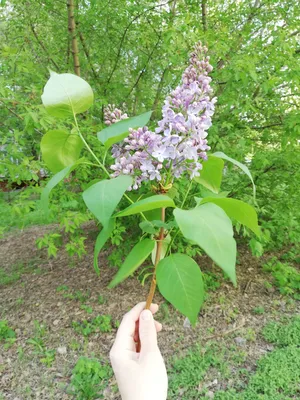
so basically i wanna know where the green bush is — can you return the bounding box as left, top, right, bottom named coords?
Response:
left=263, top=258, right=300, bottom=299
left=68, top=357, right=113, bottom=400
left=0, top=320, right=15, bottom=341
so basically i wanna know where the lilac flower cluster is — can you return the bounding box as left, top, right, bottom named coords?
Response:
left=104, top=104, right=128, bottom=126
left=110, top=42, right=217, bottom=190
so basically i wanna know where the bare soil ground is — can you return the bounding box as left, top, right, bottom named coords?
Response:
left=0, top=224, right=299, bottom=399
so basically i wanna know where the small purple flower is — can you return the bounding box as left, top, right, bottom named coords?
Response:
left=104, top=104, right=128, bottom=125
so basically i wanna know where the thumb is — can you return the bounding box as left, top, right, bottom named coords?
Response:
left=139, top=309, right=158, bottom=355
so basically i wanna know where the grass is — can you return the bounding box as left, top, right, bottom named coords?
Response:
left=0, top=259, right=45, bottom=287
left=67, top=357, right=114, bottom=400
left=262, top=316, right=300, bottom=346
left=73, top=315, right=113, bottom=337
left=263, top=257, right=300, bottom=300
left=26, top=321, right=56, bottom=367
left=168, top=343, right=247, bottom=398
left=215, top=346, right=300, bottom=399
left=0, top=191, right=52, bottom=238
left=167, top=316, right=300, bottom=400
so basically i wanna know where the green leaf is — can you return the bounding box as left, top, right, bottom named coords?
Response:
left=109, top=239, right=155, bottom=288
left=94, top=219, right=115, bottom=276
left=151, top=234, right=171, bottom=264
left=166, top=187, right=178, bottom=199
left=97, top=111, right=152, bottom=148
left=114, top=195, right=175, bottom=218
left=139, top=220, right=177, bottom=234
left=139, top=221, right=157, bottom=234
left=143, top=208, right=161, bottom=221
left=194, top=155, right=224, bottom=193
left=41, top=161, right=81, bottom=213
left=40, top=129, right=83, bottom=173
left=199, top=187, right=230, bottom=198
left=82, top=175, right=132, bottom=228
left=41, top=71, right=94, bottom=118
left=174, top=203, right=237, bottom=285
left=214, top=151, right=256, bottom=198
left=250, top=238, right=264, bottom=257
left=200, top=197, right=260, bottom=236
left=156, top=254, right=204, bottom=324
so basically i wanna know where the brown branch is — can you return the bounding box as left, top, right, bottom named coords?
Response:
left=67, top=0, right=80, bottom=76
left=250, top=122, right=283, bottom=130
left=216, top=1, right=263, bottom=70
left=126, top=36, right=161, bottom=98
left=201, top=0, right=207, bottom=32
left=145, top=207, right=166, bottom=310
left=0, top=100, right=43, bottom=136
left=0, top=100, right=23, bottom=120
left=105, top=0, right=173, bottom=91
left=30, top=25, right=60, bottom=71
left=228, top=163, right=277, bottom=198
left=77, top=25, right=98, bottom=80
left=151, top=67, right=169, bottom=120
left=289, top=29, right=300, bottom=37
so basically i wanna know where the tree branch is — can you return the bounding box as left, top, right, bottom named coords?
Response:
left=30, top=25, right=60, bottom=71
left=77, top=24, right=99, bottom=80
left=126, top=36, right=162, bottom=98
left=151, top=67, right=169, bottom=120
left=105, top=0, right=174, bottom=91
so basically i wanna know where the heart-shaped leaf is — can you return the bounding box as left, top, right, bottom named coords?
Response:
left=109, top=239, right=155, bottom=288
left=41, top=160, right=82, bottom=213
left=214, top=151, right=256, bottom=198
left=200, top=197, right=260, bottom=236
left=194, top=155, right=224, bottom=193
left=156, top=253, right=204, bottom=324
left=41, top=71, right=94, bottom=118
left=82, top=175, right=132, bottom=228
left=94, top=219, right=115, bottom=276
left=41, top=129, right=83, bottom=173
left=174, top=203, right=237, bottom=285
left=114, top=195, right=175, bottom=218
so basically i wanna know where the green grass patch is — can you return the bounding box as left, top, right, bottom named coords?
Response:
left=262, top=316, right=300, bottom=346
left=67, top=357, right=113, bottom=400
left=168, top=343, right=246, bottom=398
left=168, top=317, right=300, bottom=399
left=215, top=346, right=300, bottom=399
left=73, top=315, right=112, bottom=337
left=263, top=257, right=300, bottom=299
left=0, top=260, right=44, bottom=287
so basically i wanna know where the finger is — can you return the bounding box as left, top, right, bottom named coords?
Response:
left=134, top=319, right=162, bottom=343
left=113, top=303, right=159, bottom=352
left=155, top=320, right=162, bottom=332
left=139, top=309, right=158, bottom=357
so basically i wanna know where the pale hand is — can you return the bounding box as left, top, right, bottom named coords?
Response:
left=110, top=302, right=168, bottom=400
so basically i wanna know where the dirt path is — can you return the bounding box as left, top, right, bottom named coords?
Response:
left=0, top=225, right=299, bottom=399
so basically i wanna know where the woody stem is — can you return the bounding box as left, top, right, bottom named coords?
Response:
left=145, top=207, right=165, bottom=309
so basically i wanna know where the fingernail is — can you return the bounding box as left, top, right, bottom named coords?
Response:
left=141, top=310, right=151, bottom=321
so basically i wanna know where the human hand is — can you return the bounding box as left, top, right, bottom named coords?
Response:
left=110, top=302, right=168, bottom=400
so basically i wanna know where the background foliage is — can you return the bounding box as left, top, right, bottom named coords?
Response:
left=1, top=0, right=299, bottom=256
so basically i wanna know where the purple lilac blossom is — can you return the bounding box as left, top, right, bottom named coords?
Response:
left=110, top=42, right=217, bottom=190
left=104, top=104, right=128, bottom=125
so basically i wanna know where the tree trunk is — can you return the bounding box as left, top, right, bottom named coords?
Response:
left=201, top=0, right=207, bottom=32
left=67, top=0, right=80, bottom=76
